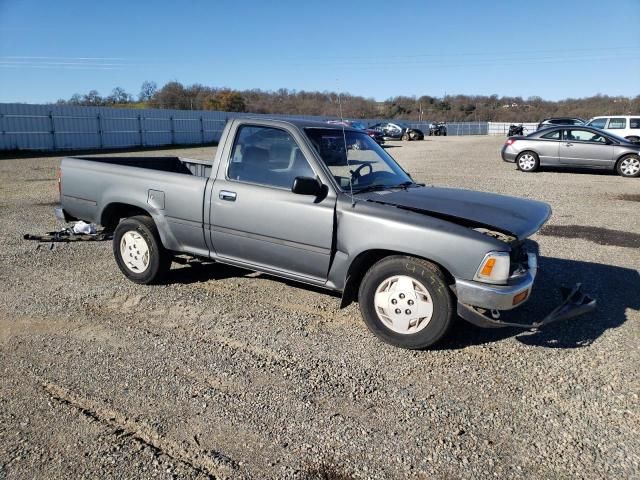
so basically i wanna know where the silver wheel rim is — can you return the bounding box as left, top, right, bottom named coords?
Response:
left=518, top=153, right=536, bottom=171
left=120, top=231, right=150, bottom=273
left=620, top=157, right=640, bottom=176
left=373, top=275, right=434, bottom=335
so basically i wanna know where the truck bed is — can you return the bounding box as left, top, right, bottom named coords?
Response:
left=72, top=156, right=213, bottom=178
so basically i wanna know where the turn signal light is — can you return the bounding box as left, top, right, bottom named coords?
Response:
left=474, top=252, right=510, bottom=284
left=480, top=258, right=496, bottom=276
left=512, top=290, right=529, bottom=306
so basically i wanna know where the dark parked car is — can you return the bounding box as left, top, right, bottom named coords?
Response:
left=429, top=122, right=447, bottom=136
left=537, top=117, right=585, bottom=130
left=327, top=120, right=385, bottom=145
left=369, top=122, right=424, bottom=141
left=501, top=125, right=640, bottom=177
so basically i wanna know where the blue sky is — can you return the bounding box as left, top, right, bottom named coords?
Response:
left=1, top=0, right=639, bottom=103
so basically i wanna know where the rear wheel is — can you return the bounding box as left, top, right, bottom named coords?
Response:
left=358, top=256, right=454, bottom=349
left=616, top=154, right=640, bottom=178
left=517, top=151, right=539, bottom=172
left=113, top=215, right=172, bottom=284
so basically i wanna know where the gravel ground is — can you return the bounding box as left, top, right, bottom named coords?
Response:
left=0, top=136, right=638, bottom=479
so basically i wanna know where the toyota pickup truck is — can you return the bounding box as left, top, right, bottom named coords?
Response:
left=56, top=118, right=595, bottom=349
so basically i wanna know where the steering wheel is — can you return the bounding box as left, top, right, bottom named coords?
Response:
left=350, top=162, right=373, bottom=182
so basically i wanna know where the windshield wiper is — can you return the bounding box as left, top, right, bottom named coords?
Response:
left=352, top=181, right=423, bottom=194
left=352, top=184, right=390, bottom=194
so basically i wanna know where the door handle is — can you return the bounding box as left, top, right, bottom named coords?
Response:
left=565, top=142, right=573, bottom=146
left=219, top=190, right=237, bottom=201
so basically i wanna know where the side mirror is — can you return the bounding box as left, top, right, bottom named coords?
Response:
left=292, top=176, right=322, bottom=196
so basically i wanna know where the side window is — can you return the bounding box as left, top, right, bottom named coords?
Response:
left=588, top=118, right=607, bottom=129
left=566, top=129, right=608, bottom=143
left=608, top=118, right=626, bottom=129
left=630, top=118, right=640, bottom=129
left=228, top=125, right=315, bottom=189
left=541, top=130, right=561, bottom=140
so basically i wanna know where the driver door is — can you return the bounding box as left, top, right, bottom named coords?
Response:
left=209, top=124, right=337, bottom=282
left=558, top=129, right=614, bottom=167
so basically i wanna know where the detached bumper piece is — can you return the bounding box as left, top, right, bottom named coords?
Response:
left=23, top=228, right=112, bottom=244
left=458, top=283, right=596, bottom=329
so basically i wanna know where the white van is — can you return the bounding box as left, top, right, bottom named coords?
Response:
left=586, top=116, right=640, bottom=142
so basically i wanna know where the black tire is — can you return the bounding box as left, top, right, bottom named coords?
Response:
left=516, top=151, right=540, bottom=172
left=113, top=215, right=172, bottom=284
left=358, top=256, right=454, bottom=349
left=401, top=133, right=410, bottom=141
left=616, top=154, right=640, bottom=178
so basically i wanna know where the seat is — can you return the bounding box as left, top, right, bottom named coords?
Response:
left=235, top=146, right=272, bottom=184
left=269, top=143, right=292, bottom=169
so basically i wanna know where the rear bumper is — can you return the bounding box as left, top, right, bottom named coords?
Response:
left=501, top=146, right=517, bottom=162
left=54, top=205, right=77, bottom=223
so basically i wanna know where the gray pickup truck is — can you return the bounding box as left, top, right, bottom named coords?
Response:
left=56, top=118, right=595, bottom=349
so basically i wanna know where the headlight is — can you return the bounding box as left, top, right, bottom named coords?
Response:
left=474, top=252, right=510, bottom=284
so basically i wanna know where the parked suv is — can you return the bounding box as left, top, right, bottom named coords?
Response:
left=537, top=118, right=585, bottom=130
left=586, top=116, right=640, bottom=143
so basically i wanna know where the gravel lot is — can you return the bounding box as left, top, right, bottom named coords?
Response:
left=1, top=136, right=638, bottom=479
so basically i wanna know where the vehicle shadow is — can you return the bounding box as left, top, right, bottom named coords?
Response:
left=437, top=256, right=640, bottom=350
left=539, top=166, right=617, bottom=176
left=167, top=256, right=638, bottom=350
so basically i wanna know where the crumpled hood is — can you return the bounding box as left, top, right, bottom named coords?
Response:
left=360, top=186, right=551, bottom=240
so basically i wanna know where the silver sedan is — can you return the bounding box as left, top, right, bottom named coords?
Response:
left=501, top=126, right=640, bottom=177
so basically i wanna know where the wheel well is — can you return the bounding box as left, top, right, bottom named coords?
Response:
left=615, top=152, right=639, bottom=168
left=517, top=150, right=538, bottom=158
left=340, top=249, right=454, bottom=308
left=101, top=203, right=151, bottom=231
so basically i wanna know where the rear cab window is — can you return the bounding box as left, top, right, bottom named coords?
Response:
left=630, top=118, right=640, bottom=129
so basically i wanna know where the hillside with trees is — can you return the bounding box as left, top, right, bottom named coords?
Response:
left=55, top=81, right=640, bottom=122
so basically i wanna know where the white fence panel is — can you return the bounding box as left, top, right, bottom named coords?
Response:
left=1, top=103, right=499, bottom=152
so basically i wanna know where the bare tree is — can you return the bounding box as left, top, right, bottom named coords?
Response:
left=138, top=81, right=157, bottom=102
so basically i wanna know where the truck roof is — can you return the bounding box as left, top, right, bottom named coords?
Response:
left=241, top=116, right=360, bottom=132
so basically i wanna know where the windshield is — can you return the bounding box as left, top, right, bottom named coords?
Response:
left=304, top=128, right=413, bottom=191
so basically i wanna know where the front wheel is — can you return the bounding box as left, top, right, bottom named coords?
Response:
left=516, top=151, right=539, bottom=172
left=113, top=215, right=172, bottom=284
left=401, top=133, right=410, bottom=141
left=358, top=256, right=454, bottom=349
left=616, top=154, right=640, bottom=177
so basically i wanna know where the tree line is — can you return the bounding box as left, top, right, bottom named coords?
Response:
left=55, top=81, right=640, bottom=122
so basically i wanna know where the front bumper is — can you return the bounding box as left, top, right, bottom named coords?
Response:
left=456, top=271, right=535, bottom=311
left=457, top=284, right=596, bottom=329
left=454, top=250, right=596, bottom=329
